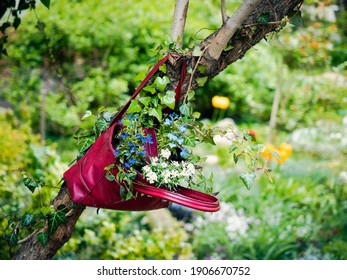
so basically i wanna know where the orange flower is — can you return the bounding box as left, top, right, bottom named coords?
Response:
left=274, top=149, right=289, bottom=164
left=248, top=129, right=257, bottom=141
left=261, top=143, right=276, bottom=159
left=310, top=41, right=320, bottom=49
left=278, top=143, right=293, bottom=157
left=212, top=96, right=230, bottom=110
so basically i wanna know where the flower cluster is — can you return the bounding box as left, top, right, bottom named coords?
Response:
left=142, top=148, right=196, bottom=189
left=109, top=111, right=207, bottom=193
left=113, top=114, right=152, bottom=169
left=261, top=142, right=293, bottom=164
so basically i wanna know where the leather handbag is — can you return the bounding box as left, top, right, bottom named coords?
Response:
left=63, top=56, right=220, bottom=212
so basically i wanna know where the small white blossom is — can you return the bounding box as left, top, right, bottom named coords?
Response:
left=160, top=149, right=171, bottom=159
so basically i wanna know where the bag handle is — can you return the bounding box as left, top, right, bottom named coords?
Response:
left=133, top=182, right=220, bottom=212
left=110, top=56, right=187, bottom=126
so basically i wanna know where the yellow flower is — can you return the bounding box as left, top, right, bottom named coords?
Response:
left=261, top=143, right=276, bottom=159
left=212, top=96, right=230, bottom=110
left=274, top=149, right=289, bottom=164
left=278, top=143, right=293, bottom=157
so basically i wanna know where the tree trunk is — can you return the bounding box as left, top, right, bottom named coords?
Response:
left=12, top=0, right=303, bottom=260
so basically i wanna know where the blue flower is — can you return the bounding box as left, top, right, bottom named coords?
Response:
left=177, top=137, right=184, bottom=145
left=164, top=118, right=172, bottom=126
left=114, top=150, right=120, bottom=156
left=167, top=133, right=177, bottom=141
left=169, top=142, right=176, bottom=148
left=169, top=113, right=179, bottom=120
left=180, top=149, right=189, bottom=159
left=120, top=133, right=128, bottom=139
left=137, top=150, right=146, bottom=156
left=147, top=135, right=154, bottom=144
left=124, top=162, right=131, bottom=168
left=127, top=114, right=133, bottom=120
left=178, top=125, right=187, bottom=133
left=128, top=158, right=137, bottom=165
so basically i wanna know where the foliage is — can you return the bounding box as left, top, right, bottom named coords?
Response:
left=0, top=111, right=66, bottom=257
left=55, top=210, right=192, bottom=260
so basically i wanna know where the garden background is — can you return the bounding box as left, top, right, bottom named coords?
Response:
left=0, top=0, right=346, bottom=260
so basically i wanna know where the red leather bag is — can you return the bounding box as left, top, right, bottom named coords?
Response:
left=64, top=56, right=220, bottom=212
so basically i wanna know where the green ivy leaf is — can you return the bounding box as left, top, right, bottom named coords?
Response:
left=96, top=117, right=108, bottom=133
left=134, top=70, right=147, bottom=81
left=233, top=153, right=239, bottom=164
left=5, top=233, right=18, bottom=247
left=290, top=11, right=303, bottom=27
left=106, top=173, right=115, bottom=181
left=139, top=97, right=151, bottom=107
left=239, top=173, right=256, bottom=190
left=154, top=76, right=170, bottom=92
left=161, top=90, right=176, bottom=110
left=197, top=65, right=207, bottom=74
left=143, top=85, right=156, bottom=94
left=21, top=212, right=35, bottom=228
left=13, top=17, right=21, bottom=30
left=47, top=211, right=66, bottom=236
left=22, top=175, right=42, bottom=193
left=196, top=76, right=208, bottom=87
left=193, top=46, right=203, bottom=57
left=187, top=91, right=195, bottom=101
left=258, top=15, right=268, bottom=24
left=127, top=100, right=142, bottom=114
left=148, top=105, right=162, bottom=121
left=229, top=144, right=238, bottom=153
left=37, top=232, right=49, bottom=247
left=179, top=103, right=192, bottom=116
left=40, top=0, right=50, bottom=9
left=184, top=134, right=196, bottom=147
left=78, top=136, right=96, bottom=152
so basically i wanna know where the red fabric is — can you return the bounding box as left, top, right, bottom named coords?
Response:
left=63, top=56, right=220, bottom=212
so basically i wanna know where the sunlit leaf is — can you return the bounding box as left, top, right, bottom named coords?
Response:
left=127, top=100, right=142, bottom=114
left=239, top=173, right=256, bottom=190
left=21, top=212, right=35, bottom=228
left=161, top=90, right=176, bottom=110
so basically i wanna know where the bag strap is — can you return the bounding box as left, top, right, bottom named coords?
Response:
left=110, top=56, right=187, bottom=126
left=133, top=182, right=220, bottom=212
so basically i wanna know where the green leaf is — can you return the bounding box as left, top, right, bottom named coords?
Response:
left=13, top=17, right=21, bottom=30
left=193, top=46, right=203, bottom=57
left=258, top=15, right=269, bottom=24
left=40, top=0, right=50, bottom=9
left=270, top=150, right=280, bottom=160
left=239, top=173, right=256, bottom=190
left=21, top=213, right=35, bottom=228
left=154, top=76, right=170, bottom=92
left=204, top=135, right=216, bottom=146
left=56, top=204, right=69, bottom=214
left=188, top=37, right=195, bottom=48
left=192, top=111, right=201, bottom=119
left=148, top=105, right=162, bottom=121
left=106, top=173, right=115, bottom=181
left=229, top=144, right=238, bottom=153
left=187, top=91, right=195, bottom=101
left=134, top=70, right=147, bottom=81
left=290, top=11, right=303, bottom=27
left=196, top=76, right=208, bottom=87
left=5, top=233, right=18, bottom=247
left=233, top=153, right=239, bottom=164
left=159, top=64, right=167, bottom=73
left=184, top=134, right=196, bottom=147
left=127, top=100, right=142, bottom=114
left=197, top=65, right=207, bottom=74
left=143, top=85, right=156, bottom=94
left=80, top=111, right=96, bottom=130
left=161, top=90, right=176, bottom=110
left=224, top=45, right=234, bottom=51
left=47, top=211, right=66, bottom=236
left=78, top=136, right=96, bottom=152
left=23, top=175, right=40, bottom=193
left=37, top=232, right=49, bottom=247
left=95, top=117, right=108, bottom=133
left=179, top=103, right=192, bottom=116
left=139, top=97, right=151, bottom=107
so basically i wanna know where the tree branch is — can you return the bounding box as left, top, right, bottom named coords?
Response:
left=221, top=0, right=227, bottom=24
left=171, top=0, right=189, bottom=49
left=206, top=0, right=262, bottom=61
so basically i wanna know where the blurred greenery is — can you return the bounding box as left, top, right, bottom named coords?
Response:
left=0, top=0, right=346, bottom=260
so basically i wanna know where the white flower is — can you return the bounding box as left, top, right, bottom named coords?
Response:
left=160, top=149, right=171, bottom=159
left=142, top=165, right=151, bottom=173
left=146, top=171, right=157, bottom=184
left=150, top=157, right=159, bottom=165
